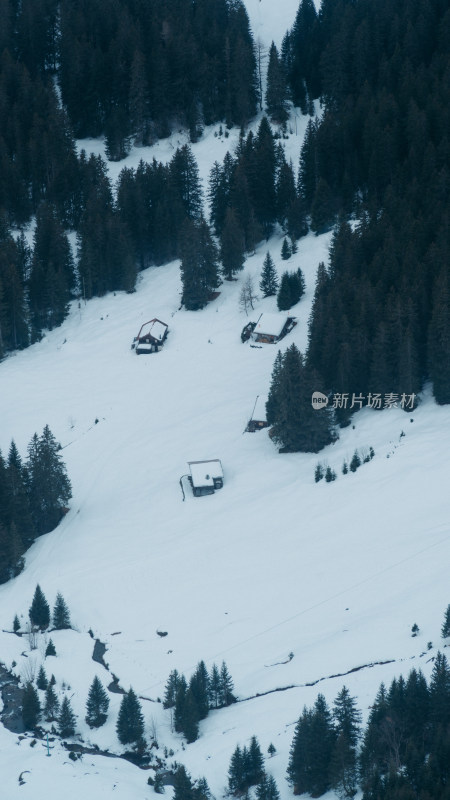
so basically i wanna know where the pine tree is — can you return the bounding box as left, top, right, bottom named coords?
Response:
left=265, top=41, right=289, bottom=124
left=315, top=463, right=324, bottom=482
left=247, top=735, right=265, bottom=785
left=29, top=584, right=50, bottom=630
left=58, top=695, right=76, bottom=738
left=116, top=688, right=145, bottom=746
left=45, top=638, right=56, bottom=657
left=181, top=688, right=200, bottom=743
left=194, top=776, right=211, bottom=800
left=174, top=674, right=188, bottom=733
left=277, top=272, right=293, bottom=311
left=27, top=426, right=72, bottom=536
left=429, top=651, right=450, bottom=729
left=44, top=683, right=60, bottom=721
left=209, top=664, right=221, bottom=709
left=259, top=253, right=279, bottom=297
left=13, top=614, right=20, bottom=633
left=220, top=208, right=245, bottom=281
left=163, top=669, right=181, bottom=709
left=180, top=218, right=220, bottom=311
left=442, top=605, right=450, bottom=639
left=256, top=774, right=280, bottom=800
left=228, top=744, right=245, bottom=795
left=270, top=344, right=335, bottom=453
left=86, top=675, right=110, bottom=728
left=310, top=178, right=335, bottom=235
left=52, top=592, right=71, bottom=629
left=330, top=686, right=361, bottom=799
left=349, top=451, right=361, bottom=472
left=170, top=145, right=203, bottom=221
left=28, top=202, right=75, bottom=338
left=219, top=661, right=235, bottom=706
left=281, top=237, right=291, bottom=260
left=22, top=682, right=41, bottom=730
left=189, top=661, right=210, bottom=720
left=36, top=665, right=48, bottom=690
left=173, top=765, right=194, bottom=800
left=266, top=351, right=283, bottom=426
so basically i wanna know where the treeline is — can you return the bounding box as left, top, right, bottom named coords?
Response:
left=1, top=0, right=257, bottom=156
left=287, top=651, right=450, bottom=800
left=287, top=0, right=450, bottom=416
left=0, top=426, right=71, bottom=584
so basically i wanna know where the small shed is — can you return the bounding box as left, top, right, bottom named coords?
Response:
left=187, top=459, right=224, bottom=497
left=246, top=395, right=268, bottom=432
left=251, top=313, right=297, bottom=344
left=132, top=319, right=169, bottom=354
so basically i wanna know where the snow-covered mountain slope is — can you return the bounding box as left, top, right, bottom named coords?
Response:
left=2, top=192, right=450, bottom=797
left=1, top=6, right=450, bottom=797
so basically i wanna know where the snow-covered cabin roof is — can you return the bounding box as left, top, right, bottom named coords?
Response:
left=253, top=313, right=288, bottom=338
left=138, top=318, right=168, bottom=342
left=188, top=459, right=223, bottom=488
left=251, top=395, right=268, bottom=423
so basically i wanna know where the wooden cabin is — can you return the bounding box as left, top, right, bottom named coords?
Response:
left=246, top=395, right=269, bottom=432
left=132, top=319, right=168, bottom=354
left=251, top=313, right=297, bottom=344
left=187, top=459, right=224, bottom=497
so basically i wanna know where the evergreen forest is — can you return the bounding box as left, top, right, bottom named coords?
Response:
left=0, top=0, right=449, bottom=422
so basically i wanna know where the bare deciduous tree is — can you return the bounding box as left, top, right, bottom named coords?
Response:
left=239, top=275, right=258, bottom=315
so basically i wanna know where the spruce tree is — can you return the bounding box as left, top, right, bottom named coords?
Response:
left=22, top=682, right=41, bottom=730
left=429, top=651, right=450, bottom=728
left=256, top=774, right=280, bottom=800
left=287, top=706, right=314, bottom=794
left=180, top=218, right=220, bottom=311
left=29, top=584, right=50, bottom=630
left=86, top=675, right=110, bottom=728
left=266, top=351, right=283, bottom=426
left=52, top=592, right=71, bottom=630
left=349, top=451, right=361, bottom=472
left=330, top=686, right=361, bottom=799
left=315, top=463, right=324, bottom=482
left=163, top=669, right=181, bottom=709
left=277, top=272, right=293, bottom=310
left=181, top=688, right=200, bottom=743
left=174, top=674, right=188, bottom=733
left=281, top=237, right=291, bottom=260
left=219, top=661, right=235, bottom=706
left=58, top=695, right=76, bottom=738
left=442, top=605, right=450, bottom=639
left=13, top=614, right=20, bottom=633
left=36, top=665, right=48, bottom=690
left=265, top=41, right=289, bottom=124
left=247, top=735, right=265, bottom=786
left=259, top=253, right=279, bottom=297
left=189, top=661, right=210, bottom=720
left=45, top=638, right=56, bottom=657
left=220, top=208, right=245, bottom=281
left=270, top=344, right=335, bottom=452
left=44, top=683, right=60, bottom=721
left=209, top=664, right=221, bottom=709
left=116, top=688, right=145, bottom=746
left=173, top=765, right=194, bottom=800
left=27, top=426, right=72, bottom=536
left=228, top=744, right=245, bottom=795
